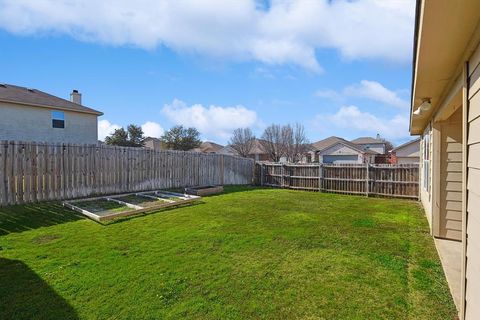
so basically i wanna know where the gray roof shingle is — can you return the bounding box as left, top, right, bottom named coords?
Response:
left=391, top=138, right=420, bottom=152
left=350, top=137, right=385, bottom=144
left=311, top=136, right=378, bottom=154
left=192, top=141, right=225, bottom=153
left=0, top=83, right=103, bottom=115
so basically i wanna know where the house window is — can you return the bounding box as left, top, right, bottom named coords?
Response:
left=52, top=111, right=65, bottom=128
left=423, top=127, right=431, bottom=193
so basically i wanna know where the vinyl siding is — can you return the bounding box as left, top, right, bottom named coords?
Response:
left=0, top=101, right=98, bottom=144
left=465, top=43, right=480, bottom=319
left=440, top=108, right=463, bottom=240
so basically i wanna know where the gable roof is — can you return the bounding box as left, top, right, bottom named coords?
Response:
left=311, top=136, right=378, bottom=154
left=218, top=145, right=236, bottom=155
left=350, top=137, right=385, bottom=145
left=192, top=141, right=224, bottom=153
left=250, top=139, right=268, bottom=154
left=144, top=137, right=161, bottom=142
left=391, top=138, right=420, bottom=152
left=0, top=84, right=103, bottom=116
left=218, top=139, right=269, bottom=156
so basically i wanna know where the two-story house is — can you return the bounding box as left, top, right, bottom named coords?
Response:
left=0, top=84, right=102, bottom=144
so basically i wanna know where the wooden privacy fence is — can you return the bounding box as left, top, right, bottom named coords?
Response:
left=256, top=162, right=419, bottom=199
left=0, top=141, right=255, bottom=206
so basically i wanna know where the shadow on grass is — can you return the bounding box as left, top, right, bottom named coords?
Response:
left=0, top=202, right=84, bottom=236
left=0, top=258, right=79, bottom=319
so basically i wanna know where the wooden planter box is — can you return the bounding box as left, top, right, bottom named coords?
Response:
left=185, top=186, right=224, bottom=196
left=63, top=190, right=201, bottom=223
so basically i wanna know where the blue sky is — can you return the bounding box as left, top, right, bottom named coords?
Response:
left=0, top=0, right=415, bottom=145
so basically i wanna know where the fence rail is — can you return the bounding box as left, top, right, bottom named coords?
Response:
left=256, top=162, right=419, bottom=199
left=0, top=141, right=255, bottom=206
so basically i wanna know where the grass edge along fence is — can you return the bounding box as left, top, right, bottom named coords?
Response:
left=256, top=162, right=419, bottom=199
left=0, top=140, right=255, bottom=206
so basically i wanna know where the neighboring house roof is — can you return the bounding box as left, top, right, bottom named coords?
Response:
left=191, top=141, right=224, bottom=153
left=144, top=137, right=162, bottom=143
left=0, top=83, right=103, bottom=115
left=391, top=138, right=421, bottom=152
left=250, top=139, right=268, bottom=155
left=218, top=145, right=236, bottom=155
left=218, top=139, right=269, bottom=156
left=311, top=136, right=378, bottom=155
left=350, top=137, right=385, bottom=145
left=144, top=136, right=166, bottom=145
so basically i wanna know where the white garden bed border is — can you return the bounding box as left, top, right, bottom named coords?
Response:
left=62, top=190, right=201, bottom=223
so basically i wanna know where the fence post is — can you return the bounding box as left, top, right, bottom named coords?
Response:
left=260, top=163, right=264, bottom=186
left=220, top=154, right=225, bottom=186
left=318, top=163, right=323, bottom=192
left=365, top=163, right=370, bottom=197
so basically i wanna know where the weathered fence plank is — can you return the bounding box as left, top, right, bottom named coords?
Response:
left=0, top=140, right=254, bottom=206
left=256, top=162, right=419, bottom=199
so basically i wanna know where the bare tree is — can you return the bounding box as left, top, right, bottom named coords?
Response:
left=229, top=128, right=255, bottom=157
left=261, top=123, right=310, bottom=162
left=281, top=124, right=294, bottom=161
left=292, top=123, right=310, bottom=162
left=282, top=123, right=310, bottom=162
left=261, top=124, right=283, bottom=162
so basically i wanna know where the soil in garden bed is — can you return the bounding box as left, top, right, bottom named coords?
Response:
left=149, top=193, right=182, bottom=201
left=74, top=199, right=131, bottom=215
left=115, top=194, right=168, bottom=208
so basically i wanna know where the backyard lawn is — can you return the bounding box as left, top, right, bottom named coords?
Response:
left=0, top=186, right=456, bottom=319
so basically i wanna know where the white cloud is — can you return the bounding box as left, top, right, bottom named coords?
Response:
left=344, top=80, right=408, bottom=108
left=312, top=105, right=409, bottom=140
left=314, top=89, right=343, bottom=101
left=0, top=0, right=415, bottom=71
left=141, top=121, right=164, bottom=138
left=162, top=99, right=258, bottom=141
left=315, top=80, right=408, bottom=108
left=98, top=119, right=121, bottom=141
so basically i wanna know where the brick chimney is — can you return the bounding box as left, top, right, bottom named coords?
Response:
left=70, top=89, right=82, bottom=105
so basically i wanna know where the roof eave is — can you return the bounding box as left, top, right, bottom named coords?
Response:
left=0, top=99, right=103, bottom=116
left=410, top=0, right=480, bottom=134
left=409, top=0, right=422, bottom=134
left=316, top=141, right=366, bottom=155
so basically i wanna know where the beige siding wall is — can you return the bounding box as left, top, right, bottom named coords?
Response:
left=0, top=102, right=98, bottom=144
left=439, top=108, right=463, bottom=240
left=466, top=43, right=480, bottom=319
left=396, top=142, right=420, bottom=164
left=396, top=141, right=420, bottom=158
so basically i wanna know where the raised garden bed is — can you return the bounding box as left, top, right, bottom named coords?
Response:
left=63, top=190, right=201, bottom=222
left=185, top=185, right=224, bottom=196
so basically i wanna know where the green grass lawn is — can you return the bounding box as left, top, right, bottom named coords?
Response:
left=0, top=186, right=456, bottom=319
